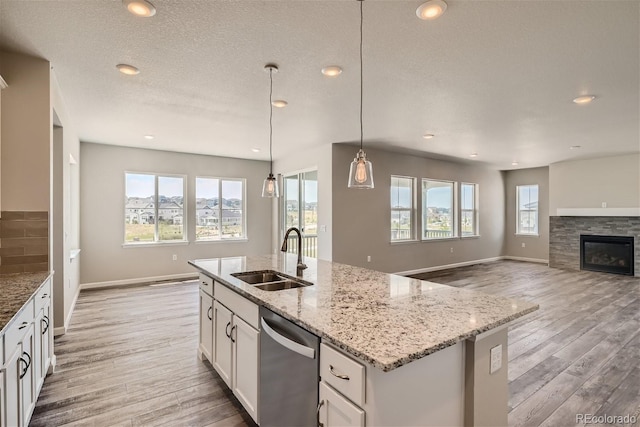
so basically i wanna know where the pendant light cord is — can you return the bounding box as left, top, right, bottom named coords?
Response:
left=269, top=68, right=274, bottom=175
left=359, top=0, right=364, bottom=151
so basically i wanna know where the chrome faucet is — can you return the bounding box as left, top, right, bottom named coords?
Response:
left=281, top=227, right=308, bottom=276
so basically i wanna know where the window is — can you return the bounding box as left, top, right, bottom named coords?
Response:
left=461, top=183, right=478, bottom=237
left=390, top=176, right=414, bottom=241
left=196, top=177, right=245, bottom=240
left=516, top=184, right=539, bottom=235
left=282, top=171, right=318, bottom=257
left=422, top=179, right=455, bottom=239
left=125, top=173, right=185, bottom=243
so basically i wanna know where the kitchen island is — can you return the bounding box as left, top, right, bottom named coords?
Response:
left=190, top=254, right=538, bottom=426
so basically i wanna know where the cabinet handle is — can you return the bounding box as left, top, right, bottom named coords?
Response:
left=19, top=351, right=31, bottom=379
left=225, top=321, right=232, bottom=339
left=329, top=365, right=350, bottom=380
left=42, top=293, right=48, bottom=298
left=42, top=315, right=50, bottom=334
left=18, top=321, right=29, bottom=330
left=207, top=306, right=213, bottom=320
left=230, top=325, right=237, bottom=343
left=316, top=399, right=325, bottom=427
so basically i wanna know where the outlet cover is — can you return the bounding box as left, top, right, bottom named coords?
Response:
left=490, top=345, right=502, bottom=374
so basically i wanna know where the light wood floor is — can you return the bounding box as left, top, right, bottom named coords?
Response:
left=30, top=261, right=639, bottom=426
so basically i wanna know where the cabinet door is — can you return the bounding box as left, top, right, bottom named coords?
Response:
left=319, top=382, right=365, bottom=427
left=41, top=301, right=52, bottom=379
left=232, top=316, right=259, bottom=423
left=0, top=370, right=4, bottom=427
left=213, top=301, right=233, bottom=387
left=3, top=345, right=21, bottom=427
left=199, top=290, right=214, bottom=363
left=20, top=325, right=35, bottom=425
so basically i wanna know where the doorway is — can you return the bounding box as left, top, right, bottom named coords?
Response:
left=282, top=170, right=318, bottom=258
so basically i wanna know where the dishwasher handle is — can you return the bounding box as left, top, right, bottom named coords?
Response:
left=261, top=317, right=316, bottom=359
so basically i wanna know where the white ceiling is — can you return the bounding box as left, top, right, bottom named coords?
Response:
left=0, top=0, right=638, bottom=170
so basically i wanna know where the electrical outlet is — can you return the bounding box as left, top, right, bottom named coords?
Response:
left=490, top=345, right=502, bottom=374
left=450, top=247, right=454, bottom=253
left=602, top=202, right=607, bottom=208
left=367, top=255, right=371, bottom=262
left=320, top=225, right=327, bottom=232
left=521, top=242, right=526, bottom=248
left=172, top=254, right=178, bottom=261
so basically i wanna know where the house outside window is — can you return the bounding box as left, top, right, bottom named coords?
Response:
left=422, top=179, right=456, bottom=239
left=391, top=176, right=415, bottom=241
left=461, top=183, right=479, bottom=237
left=516, top=184, right=539, bottom=235
left=196, top=177, right=245, bottom=240
left=125, top=173, right=185, bottom=243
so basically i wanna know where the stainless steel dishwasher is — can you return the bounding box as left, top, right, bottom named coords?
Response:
left=259, top=306, right=320, bottom=427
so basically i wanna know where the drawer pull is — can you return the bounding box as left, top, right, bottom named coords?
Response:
left=316, top=399, right=325, bottom=427
left=18, top=321, right=29, bottom=330
left=42, top=293, right=48, bottom=298
left=329, top=365, right=350, bottom=380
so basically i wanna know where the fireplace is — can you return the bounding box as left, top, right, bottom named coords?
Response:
left=580, top=235, right=634, bottom=276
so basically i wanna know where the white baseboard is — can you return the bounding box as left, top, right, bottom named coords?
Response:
left=394, top=257, right=503, bottom=276
left=502, top=256, right=549, bottom=264
left=81, top=272, right=198, bottom=290
left=394, top=256, right=550, bottom=276
left=53, top=326, right=66, bottom=337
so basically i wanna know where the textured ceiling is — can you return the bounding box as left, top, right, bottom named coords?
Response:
left=0, top=0, right=638, bottom=170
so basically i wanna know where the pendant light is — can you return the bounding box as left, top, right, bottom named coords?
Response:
left=262, top=64, right=280, bottom=198
left=348, top=0, right=374, bottom=189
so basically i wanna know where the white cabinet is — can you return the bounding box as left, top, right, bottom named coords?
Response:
left=19, top=325, right=35, bottom=425
left=34, top=283, right=52, bottom=393
left=198, top=290, right=214, bottom=363
left=2, top=345, right=21, bottom=427
left=319, top=381, right=365, bottom=427
left=231, top=315, right=259, bottom=419
left=212, top=300, right=233, bottom=386
left=0, top=370, right=4, bottom=427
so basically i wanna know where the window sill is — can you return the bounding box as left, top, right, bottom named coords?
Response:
left=461, top=235, right=481, bottom=239
left=195, top=238, right=249, bottom=244
left=421, top=237, right=458, bottom=242
left=515, top=233, right=539, bottom=237
left=390, top=239, right=419, bottom=245
left=122, top=241, right=189, bottom=248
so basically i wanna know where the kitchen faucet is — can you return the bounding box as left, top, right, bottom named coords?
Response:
left=281, top=227, right=307, bottom=276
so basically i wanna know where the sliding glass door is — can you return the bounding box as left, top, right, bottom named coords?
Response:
left=282, top=170, right=318, bottom=257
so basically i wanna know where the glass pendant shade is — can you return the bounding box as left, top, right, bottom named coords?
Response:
left=262, top=173, right=279, bottom=198
left=348, top=149, right=374, bottom=189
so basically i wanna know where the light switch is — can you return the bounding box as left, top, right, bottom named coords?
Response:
left=490, top=345, right=502, bottom=374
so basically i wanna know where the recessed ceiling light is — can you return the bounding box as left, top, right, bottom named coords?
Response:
left=570, top=145, right=582, bottom=150
left=469, top=153, right=478, bottom=158
left=511, top=161, right=519, bottom=166
left=116, top=64, right=140, bottom=75
left=422, top=134, right=434, bottom=139
left=572, top=95, right=595, bottom=105
left=271, top=100, right=288, bottom=108
left=321, top=66, right=343, bottom=77
left=416, top=0, right=447, bottom=20
left=251, top=148, right=261, bottom=153
left=123, top=0, right=156, bottom=17
left=144, top=135, right=154, bottom=140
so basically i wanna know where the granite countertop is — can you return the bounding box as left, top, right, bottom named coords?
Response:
left=190, top=254, right=539, bottom=372
left=0, top=271, right=52, bottom=334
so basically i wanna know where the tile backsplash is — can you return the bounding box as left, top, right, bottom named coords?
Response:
left=0, top=211, right=49, bottom=273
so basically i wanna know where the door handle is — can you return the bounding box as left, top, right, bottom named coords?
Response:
left=260, top=318, right=315, bottom=359
left=207, top=306, right=212, bottom=321
left=230, top=325, right=237, bottom=343
left=225, top=321, right=232, bottom=339
left=316, top=399, right=325, bottom=427
left=42, top=315, right=50, bottom=334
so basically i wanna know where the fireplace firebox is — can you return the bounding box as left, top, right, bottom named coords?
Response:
left=580, top=235, right=634, bottom=276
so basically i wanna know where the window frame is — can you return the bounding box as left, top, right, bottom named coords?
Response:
left=390, top=175, right=416, bottom=242
left=516, top=184, right=539, bottom=236
left=421, top=178, right=457, bottom=240
left=124, top=172, right=187, bottom=245
left=460, top=182, right=479, bottom=237
left=195, top=176, right=247, bottom=242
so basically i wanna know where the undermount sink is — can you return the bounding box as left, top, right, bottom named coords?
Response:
left=231, top=270, right=313, bottom=291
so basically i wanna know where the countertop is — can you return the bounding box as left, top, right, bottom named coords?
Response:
left=189, top=254, right=539, bottom=372
left=0, top=271, right=52, bottom=334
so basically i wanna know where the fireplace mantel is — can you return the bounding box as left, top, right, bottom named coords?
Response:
left=556, top=208, right=640, bottom=217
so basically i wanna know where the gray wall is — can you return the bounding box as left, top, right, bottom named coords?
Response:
left=503, top=167, right=549, bottom=262
left=549, top=154, right=640, bottom=214
left=80, top=143, right=272, bottom=284
left=331, top=144, right=506, bottom=273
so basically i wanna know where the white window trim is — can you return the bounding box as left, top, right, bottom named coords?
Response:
left=421, top=178, right=457, bottom=240
left=460, top=182, right=479, bottom=237
left=516, top=184, right=539, bottom=236
left=391, top=175, right=416, bottom=242
left=195, top=176, right=247, bottom=241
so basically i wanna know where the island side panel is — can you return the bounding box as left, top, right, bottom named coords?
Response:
left=464, top=326, right=509, bottom=427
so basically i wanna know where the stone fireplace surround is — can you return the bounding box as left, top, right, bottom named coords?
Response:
left=549, top=216, right=640, bottom=277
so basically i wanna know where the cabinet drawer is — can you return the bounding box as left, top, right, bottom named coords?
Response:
left=35, top=278, right=52, bottom=313
left=214, top=282, right=258, bottom=329
left=320, top=343, right=366, bottom=407
left=4, top=299, right=35, bottom=358
left=319, top=381, right=365, bottom=427
left=199, top=274, right=214, bottom=296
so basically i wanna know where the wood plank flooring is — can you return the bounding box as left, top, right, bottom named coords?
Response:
left=30, top=261, right=639, bottom=426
